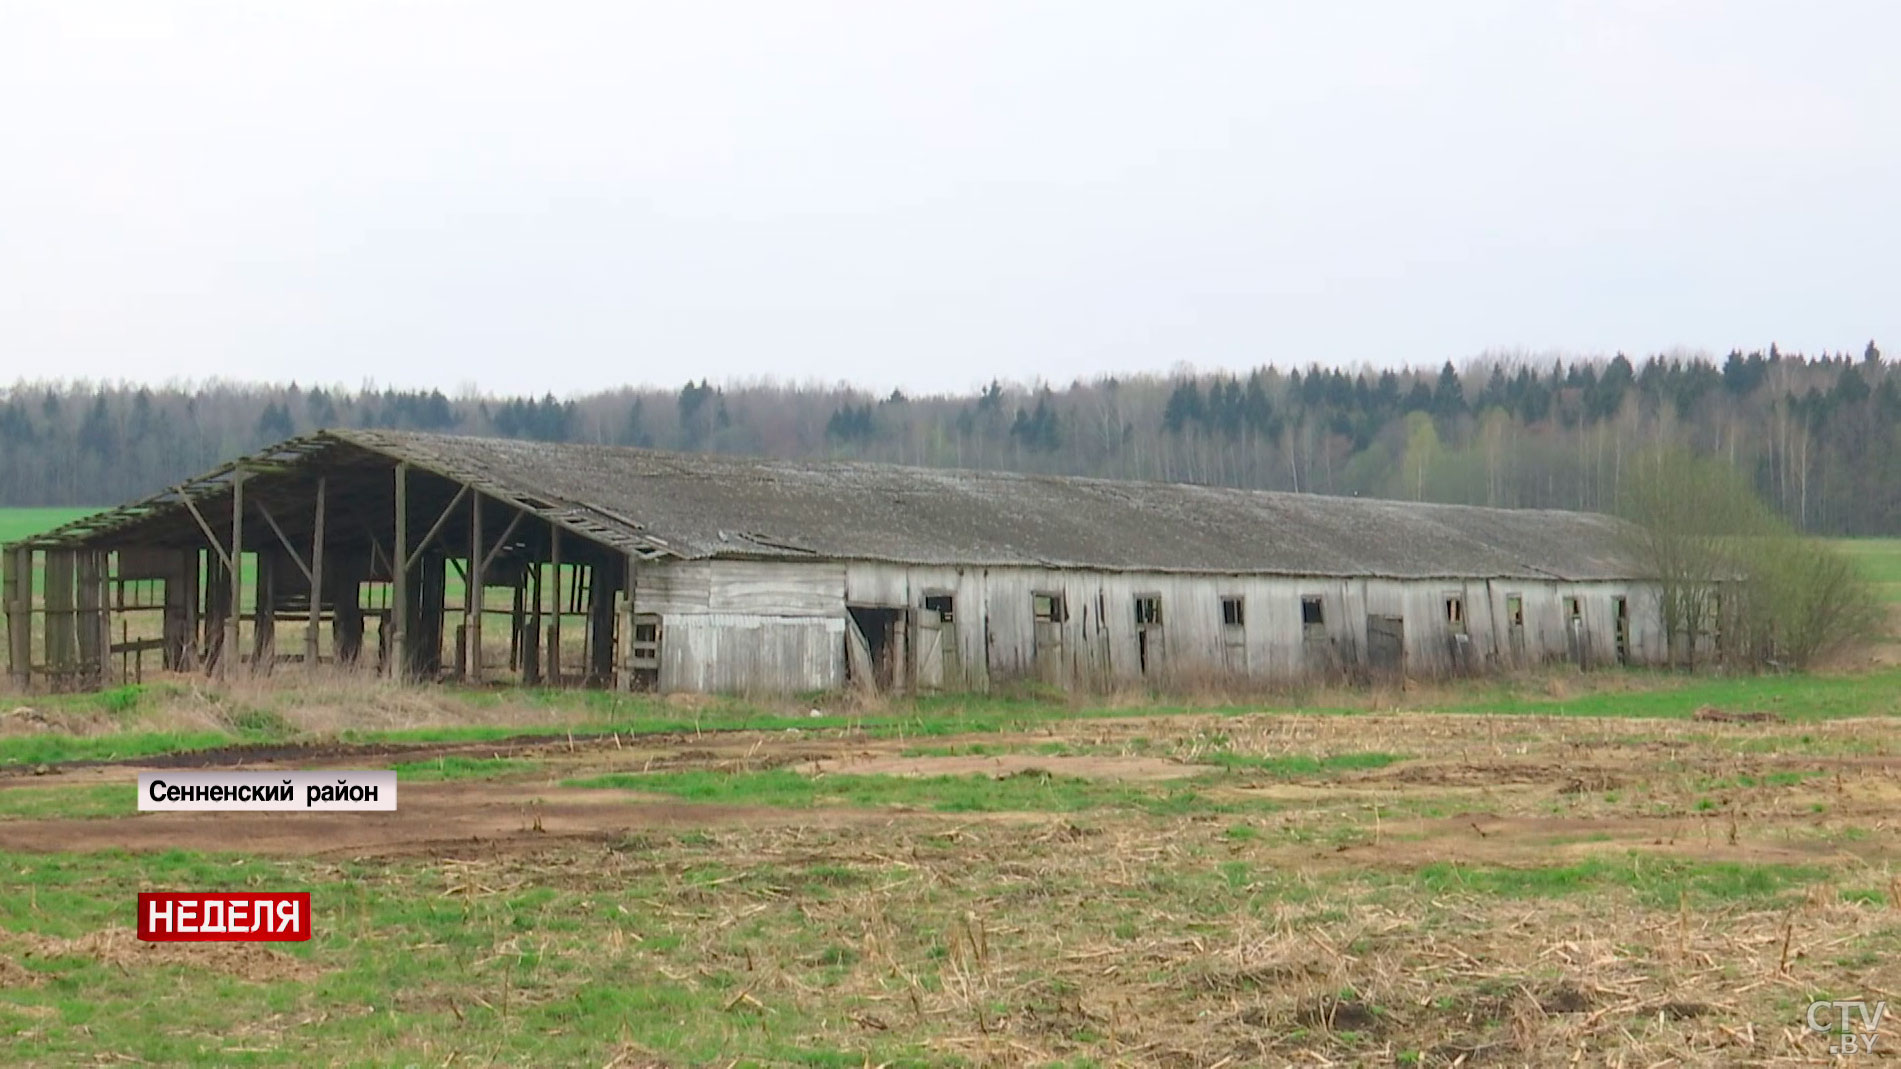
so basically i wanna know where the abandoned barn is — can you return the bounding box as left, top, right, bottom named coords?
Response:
left=2, top=429, right=1664, bottom=694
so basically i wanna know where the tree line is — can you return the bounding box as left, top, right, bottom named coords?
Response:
left=2, top=343, right=1896, bottom=535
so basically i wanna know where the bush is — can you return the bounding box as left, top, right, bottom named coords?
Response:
left=1620, top=448, right=1884, bottom=670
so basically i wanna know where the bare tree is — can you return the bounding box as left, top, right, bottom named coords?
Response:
left=1619, top=447, right=1882, bottom=669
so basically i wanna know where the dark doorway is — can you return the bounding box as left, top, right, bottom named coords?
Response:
left=1367, top=615, right=1404, bottom=674
left=1564, top=595, right=1586, bottom=667
left=918, top=593, right=958, bottom=689
left=1031, top=592, right=1066, bottom=684
left=847, top=606, right=905, bottom=691
left=1612, top=596, right=1630, bottom=666
left=1133, top=594, right=1164, bottom=676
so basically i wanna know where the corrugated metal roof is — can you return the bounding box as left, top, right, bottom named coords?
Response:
left=337, top=430, right=1642, bottom=580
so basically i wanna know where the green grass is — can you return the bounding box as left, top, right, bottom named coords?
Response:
left=0, top=783, right=129, bottom=821
left=1836, top=537, right=1901, bottom=604
left=1402, top=855, right=1834, bottom=908
left=388, top=756, right=541, bottom=781
left=6, top=663, right=1901, bottom=770
left=0, top=837, right=1881, bottom=1065
left=1200, top=750, right=1405, bottom=776
left=0, top=848, right=924, bottom=1066
left=1425, top=667, right=1901, bottom=721
left=567, top=767, right=1271, bottom=816
left=0, top=507, right=98, bottom=545
left=0, top=731, right=237, bottom=768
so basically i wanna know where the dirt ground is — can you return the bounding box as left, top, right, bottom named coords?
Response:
left=1, top=708, right=1897, bottom=1065
left=4, top=710, right=1897, bottom=876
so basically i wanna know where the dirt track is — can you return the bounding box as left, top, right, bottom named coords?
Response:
left=0, top=781, right=945, bottom=857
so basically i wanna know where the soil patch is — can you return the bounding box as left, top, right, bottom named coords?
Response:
left=0, top=781, right=963, bottom=858
left=798, top=752, right=1198, bottom=781
left=3, top=927, right=327, bottom=982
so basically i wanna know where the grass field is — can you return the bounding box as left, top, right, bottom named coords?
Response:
left=0, top=670, right=1897, bottom=1065
left=1838, top=537, right=1901, bottom=604
left=0, top=508, right=96, bottom=546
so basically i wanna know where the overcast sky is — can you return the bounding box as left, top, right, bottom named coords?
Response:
left=2, top=2, right=1895, bottom=396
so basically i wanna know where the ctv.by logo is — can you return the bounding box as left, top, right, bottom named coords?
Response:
left=1807, top=1000, right=1887, bottom=1056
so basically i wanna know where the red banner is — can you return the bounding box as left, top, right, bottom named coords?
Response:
left=137, top=892, right=312, bottom=942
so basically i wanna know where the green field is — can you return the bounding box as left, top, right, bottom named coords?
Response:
left=0, top=508, right=96, bottom=546
left=0, top=672, right=1896, bottom=1065
left=1838, top=537, right=1901, bottom=603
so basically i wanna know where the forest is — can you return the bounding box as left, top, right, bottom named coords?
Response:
left=1, top=343, right=1896, bottom=535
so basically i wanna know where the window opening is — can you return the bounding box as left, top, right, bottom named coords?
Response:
left=1032, top=592, right=1067, bottom=624
left=1300, top=595, right=1327, bottom=640
left=1221, top=596, right=1245, bottom=628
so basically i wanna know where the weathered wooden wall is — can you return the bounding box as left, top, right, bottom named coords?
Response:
left=631, top=558, right=1666, bottom=695
left=638, top=560, right=849, bottom=692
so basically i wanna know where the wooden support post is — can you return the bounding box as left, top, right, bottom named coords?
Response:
left=3, top=548, right=29, bottom=690
left=618, top=552, right=637, bottom=692
left=391, top=464, right=408, bottom=679
left=225, top=474, right=245, bottom=677
left=252, top=551, right=276, bottom=669
left=331, top=552, right=365, bottom=665
left=95, top=551, right=112, bottom=685
left=307, top=476, right=325, bottom=673
left=45, top=551, right=76, bottom=681
left=523, top=552, right=542, bottom=685
left=100, top=552, right=114, bottom=685
left=181, top=550, right=199, bottom=671
left=419, top=553, right=446, bottom=676
left=161, top=550, right=197, bottom=671
left=509, top=574, right=525, bottom=673
left=466, top=492, right=483, bottom=683
left=548, top=528, right=562, bottom=686
left=586, top=560, right=619, bottom=686
left=76, top=551, right=104, bottom=688
left=203, top=553, right=230, bottom=672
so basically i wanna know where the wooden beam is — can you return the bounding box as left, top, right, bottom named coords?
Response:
left=391, top=463, right=408, bottom=680
left=254, top=500, right=312, bottom=583
left=523, top=552, right=542, bottom=684
left=202, top=552, right=230, bottom=674
left=225, top=473, right=245, bottom=677
left=251, top=549, right=276, bottom=668
left=618, top=552, right=637, bottom=692
left=177, top=488, right=234, bottom=570
left=466, top=492, right=483, bottom=682
left=587, top=560, right=618, bottom=685
left=45, top=551, right=75, bottom=673
left=76, top=552, right=104, bottom=687
left=363, top=523, right=391, bottom=581
left=3, top=548, right=28, bottom=689
left=479, top=507, right=525, bottom=573
left=307, top=477, right=325, bottom=673
left=404, top=484, right=469, bottom=572
left=548, top=527, right=561, bottom=686
left=97, top=551, right=114, bottom=686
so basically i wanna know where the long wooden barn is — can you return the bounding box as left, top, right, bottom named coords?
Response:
left=3, top=430, right=1664, bottom=693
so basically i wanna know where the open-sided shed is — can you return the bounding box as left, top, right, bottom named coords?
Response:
left=3, top=430, right=1662, bottom=693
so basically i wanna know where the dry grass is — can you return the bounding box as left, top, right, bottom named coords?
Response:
left=4, top=700, right=1898, bottom=1064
